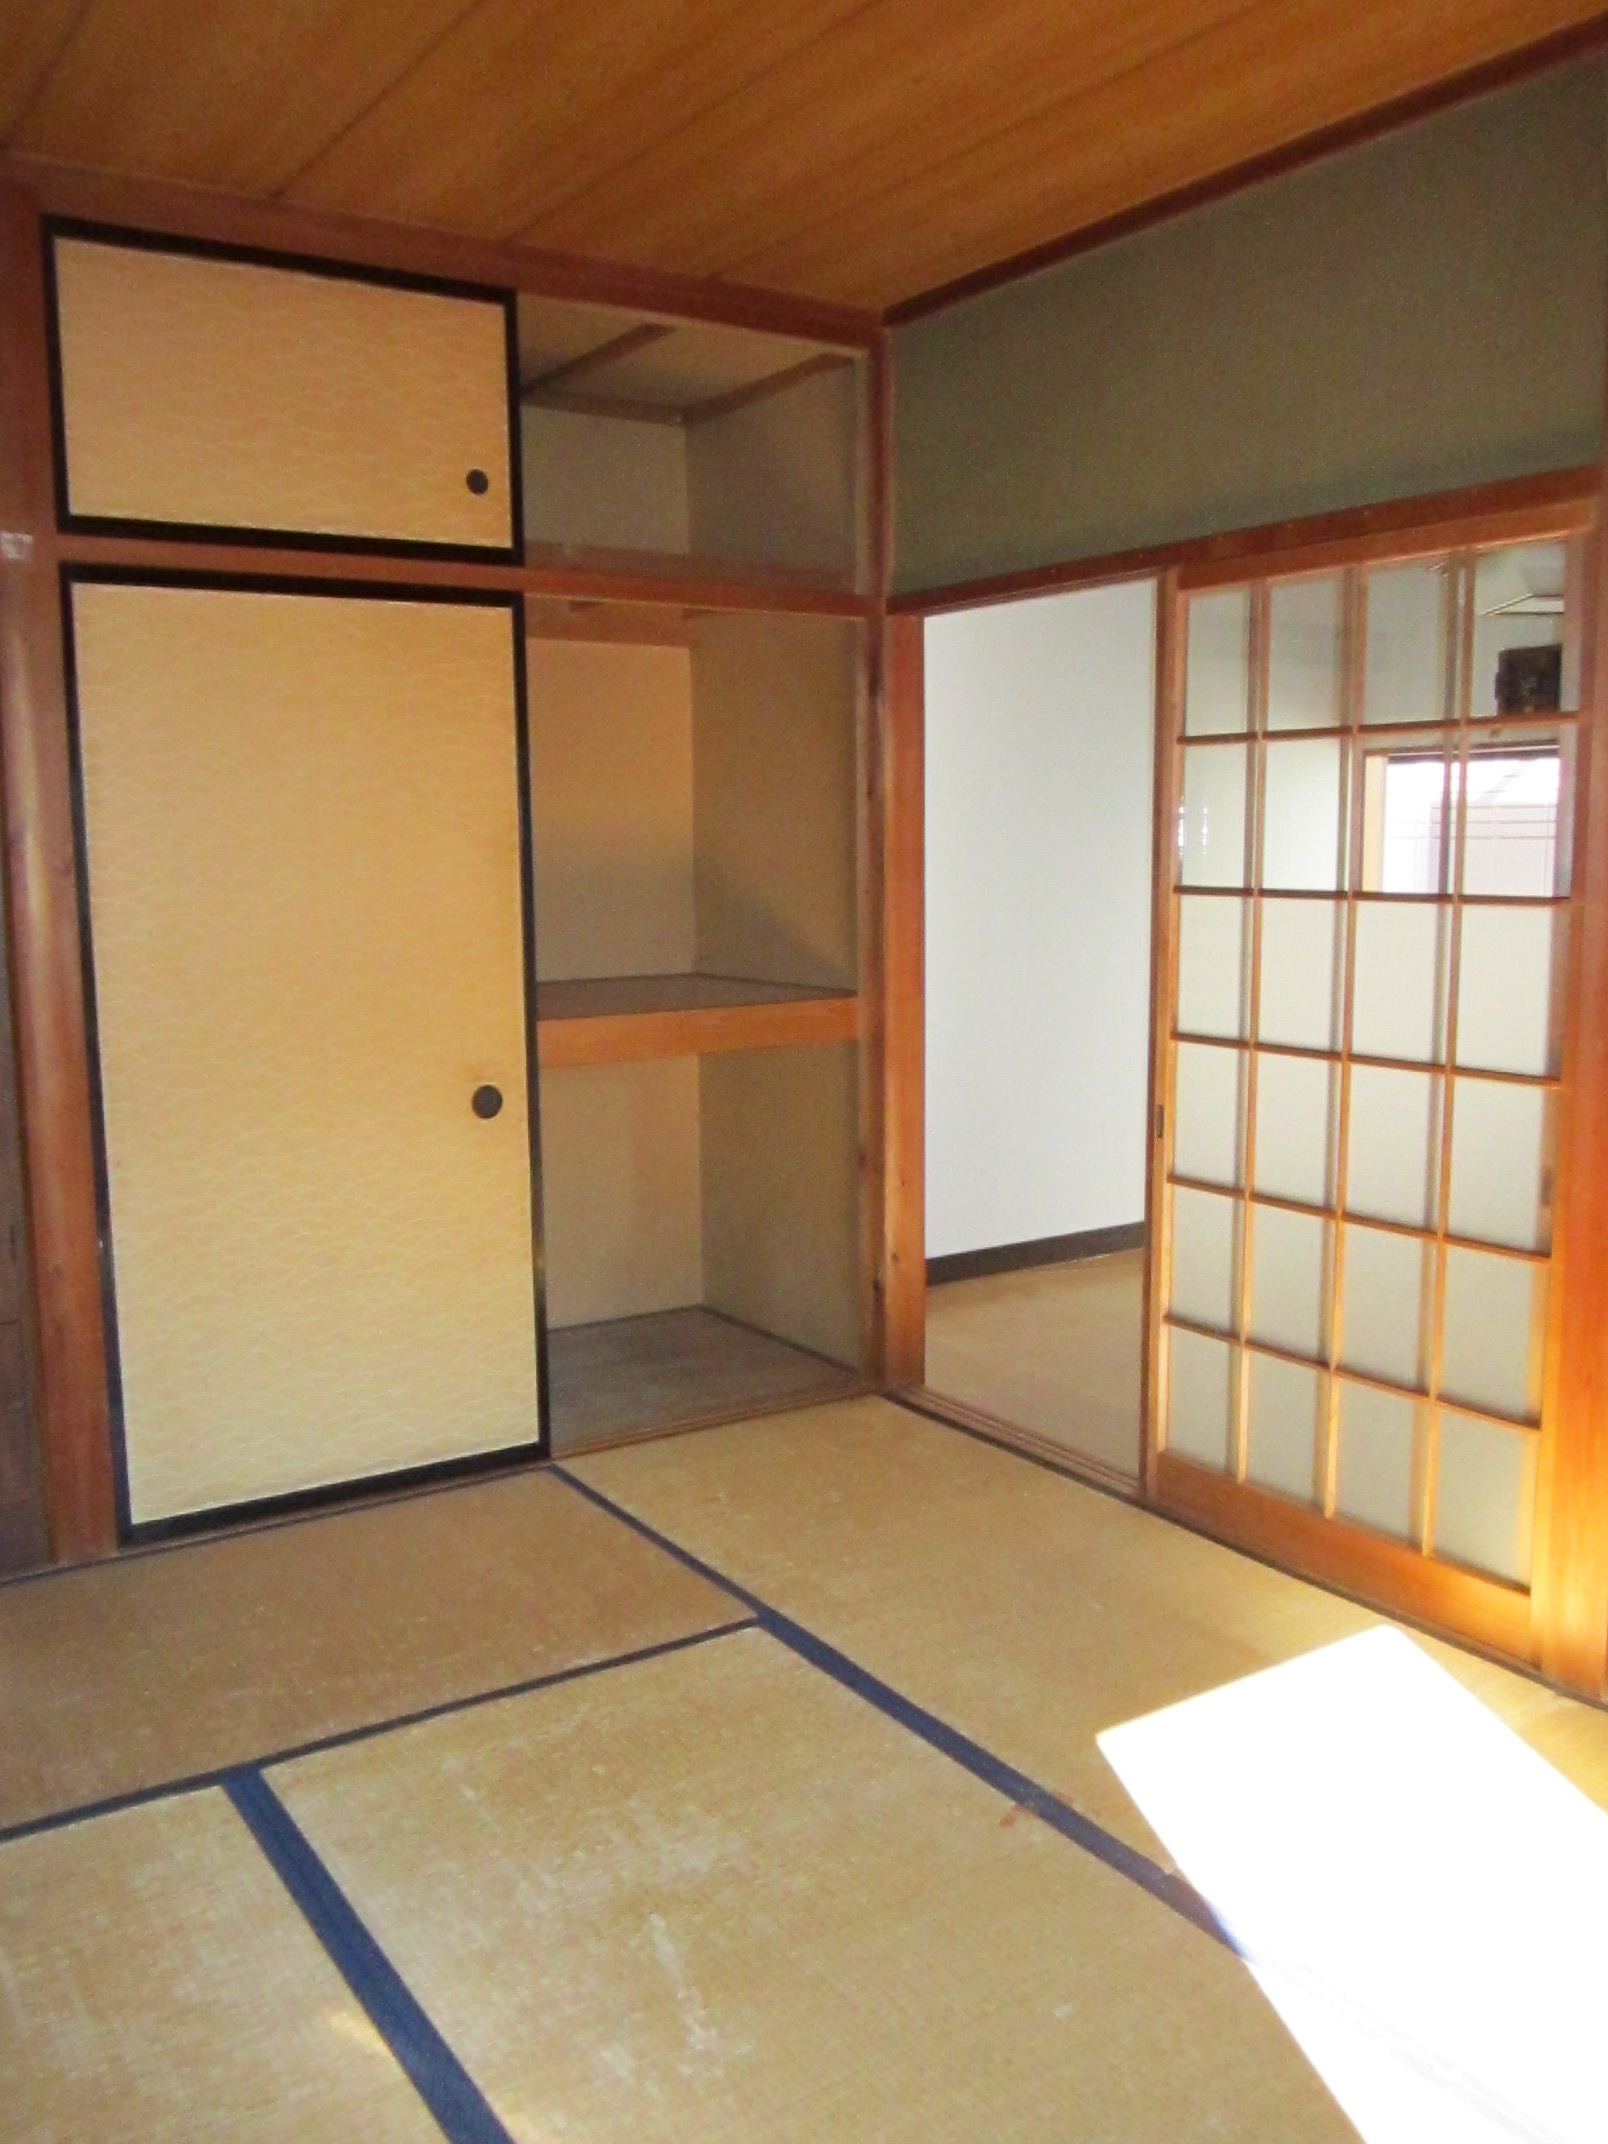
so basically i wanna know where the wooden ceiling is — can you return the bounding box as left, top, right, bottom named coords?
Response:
left=1, top=1, right=1601, bottom=313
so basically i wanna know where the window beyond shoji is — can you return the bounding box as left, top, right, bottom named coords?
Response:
left=1158, top=536, right=1581, bottom=1610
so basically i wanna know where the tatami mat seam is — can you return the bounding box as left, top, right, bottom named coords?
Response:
left=226, top=1768, right=517, bottom=2144
left=0, top=1615, right=756, bottom=1849
left=550, top=1463, right=1231, bottom=1950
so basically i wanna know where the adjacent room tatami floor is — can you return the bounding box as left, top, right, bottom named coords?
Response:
left=4, top=1394, right=1606, bottom=2141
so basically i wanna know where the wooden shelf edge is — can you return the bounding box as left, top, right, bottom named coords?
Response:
left=1154, top=1450, right=1535, bottom=1662
left=537, top=993, right=860, bottom=1068
left=54, top=529, right=878, bottom=620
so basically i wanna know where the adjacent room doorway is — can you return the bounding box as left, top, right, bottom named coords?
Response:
left=921, top=579, right=1158, bottom=1481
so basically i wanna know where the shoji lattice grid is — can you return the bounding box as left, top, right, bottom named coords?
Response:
left=1159, top=540, right=1581, bottom=1588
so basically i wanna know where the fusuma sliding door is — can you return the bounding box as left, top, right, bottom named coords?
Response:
left=68, top=578, right=543, bottom=1533
left=1149, top=528, right=1584, bottom=1656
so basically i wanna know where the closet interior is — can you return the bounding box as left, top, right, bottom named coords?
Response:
left=514, top=290, right=874, bottom=1450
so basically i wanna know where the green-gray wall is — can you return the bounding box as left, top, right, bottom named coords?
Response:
left=892, top=59, right=1607, bottom=595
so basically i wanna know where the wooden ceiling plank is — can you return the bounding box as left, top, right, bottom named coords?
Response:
left=6, top=0, right=1602, bottom=313
left=887, top=9, right=1608, bottom=321
left=282, top=0, right=867, bottom=236
left=724, top=0, right=1605, bottom=305
left=0, top=0, right=90, bottom=137
left=516, top=0, right=1253, bottom=271
left=8, top=0, right=488, bottom=196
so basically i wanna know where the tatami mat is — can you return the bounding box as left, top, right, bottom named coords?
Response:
left=272, top=1623, right=1353, bottom=2142
left=0, top=1790, right=443, bottom=2143
left=567, top=1396, right=1608, bottom=1862
left=0, top=1467, right=732, bottom=1833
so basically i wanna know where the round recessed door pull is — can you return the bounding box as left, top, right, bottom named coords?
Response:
left=466, top=467, right=490, bottom=495
left=471, top=1084, right=503, bottom=1120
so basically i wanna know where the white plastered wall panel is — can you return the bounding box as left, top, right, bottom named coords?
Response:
left=520, top=407, right=689, bottom=555
left=538, top=1059, right=704, bottom=1328
left=700, top=1043, right=861, bottom=1366
left=924, top=580, right=1157, bottom=1257
left=525, top=639, right=696, bottom=980
left=686, top=360, right=862, bottom=579
left=691, top=612, right=861, bottom=989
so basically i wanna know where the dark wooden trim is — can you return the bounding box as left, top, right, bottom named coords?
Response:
left=927, top=1220, right=1144, bottom=1286
left=1155, top=1451, right=1535, bottom=1661
left=891, top=466, right=1598, bottom=617
left=884, top=17, right=1608, bottom=326
left=3, top=153, right=880, bottom=352
left=0, top=183, right=116, bottom=1560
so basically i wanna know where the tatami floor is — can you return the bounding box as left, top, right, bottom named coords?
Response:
left=5, top=1394, right=1607, bottom=2140
left=924, top=1248, right=1144, bottom=1478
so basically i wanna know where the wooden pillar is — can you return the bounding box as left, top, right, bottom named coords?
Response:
left=1535, top=413, right=1608, bottom=1692
left=880, top=609, right=924, bottom=1385
left=0, top=181, right=116, bottom=1559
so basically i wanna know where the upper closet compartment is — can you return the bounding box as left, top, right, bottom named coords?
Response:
left=517, top=295, right=867, bottom=590
left=48, top=228, right=517, bottom=555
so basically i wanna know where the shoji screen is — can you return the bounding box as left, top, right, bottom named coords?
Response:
left=1154, top=533, right=1582, bottom=1639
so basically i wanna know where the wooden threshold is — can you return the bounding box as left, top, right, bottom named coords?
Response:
left=536, top=974, right=859, bottom=1068
left=55, top=530, right=876, bottom=620
left=1154, top=1450, right=1535, bottom=1661
left=900, top=1385, right=1140, bottom=1500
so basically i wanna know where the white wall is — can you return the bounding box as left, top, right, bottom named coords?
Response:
left=925, top=580, right=1156, bottom=1257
